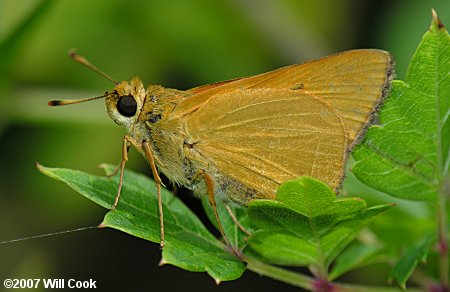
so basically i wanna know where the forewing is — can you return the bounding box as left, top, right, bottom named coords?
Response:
left=188, top=77, right=243, bottom=95
left=174, top=49, right=393, bottom=146
left=185, top=89, right=347, bottom=197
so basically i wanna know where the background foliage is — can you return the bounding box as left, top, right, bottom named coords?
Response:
left=1, top=1, right=449, bottom=291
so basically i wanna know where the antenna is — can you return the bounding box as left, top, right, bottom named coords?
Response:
left=48, top=95, right=105, bottom=106
left=69, top=49, right=118, bottom=85
left=48, top=50, right=117, bottom=107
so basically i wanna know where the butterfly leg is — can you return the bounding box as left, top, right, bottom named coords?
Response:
left=225, top=204, right=251, bottom=236
left=142, top=140, right=165, bottom=248
left=107, top=136, right=132, bottom=179
left=197, top=170, right=243, bottom=260
left=111, top=136, right=131, bottom=209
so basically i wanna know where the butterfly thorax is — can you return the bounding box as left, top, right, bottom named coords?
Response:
left=138, top=85, right=195, bottom=186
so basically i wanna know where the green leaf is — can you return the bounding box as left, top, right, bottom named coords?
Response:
left=329, top=242, right=387, bottom=280
left=389, top=234, right=434, bottom=289
left=37, top=163, right=245, bottom=282
left=246, top=176, right=391, bottom=269
left=352, top=10, right=450, bottom=202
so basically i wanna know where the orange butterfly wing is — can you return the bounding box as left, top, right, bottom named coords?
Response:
left=170, top=50, right=393, bottom=202
left=174, top=49, right=393, bottom=144
left=184, top=89, right=347, bottom=203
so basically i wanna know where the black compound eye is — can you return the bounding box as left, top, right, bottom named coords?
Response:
left=117, top=95, right=137, bottom=117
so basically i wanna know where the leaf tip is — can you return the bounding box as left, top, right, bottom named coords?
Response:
left=35, top=162, right=44, bottom=171
left=98, top=163, right=107, bottom=170
left=158, top=258, right=167, bottom=266
left=98, top=163, right=115, bottom=176
left=214, top=278, right=221, bottom=285
left=35, top=162, right=50, bottom=176
left=389, top=276, right=407, bottom=290
left=431, top=8, right=445, bottom=30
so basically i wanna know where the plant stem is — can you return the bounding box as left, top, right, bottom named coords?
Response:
left=411, top=269, right=436, bottom=291
left=245, top=257, right=420, bottom=292
left=437, top=180, right=449, bottom=289
left=245, top=257, right=314, bottom=290
left=335, top=282, right=422, bottom=292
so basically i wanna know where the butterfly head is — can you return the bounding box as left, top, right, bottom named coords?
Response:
left=105, top=77, right=146, bottom=127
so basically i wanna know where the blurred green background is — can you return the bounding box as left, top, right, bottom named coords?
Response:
left=0, top=0, right=449, bottom=291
